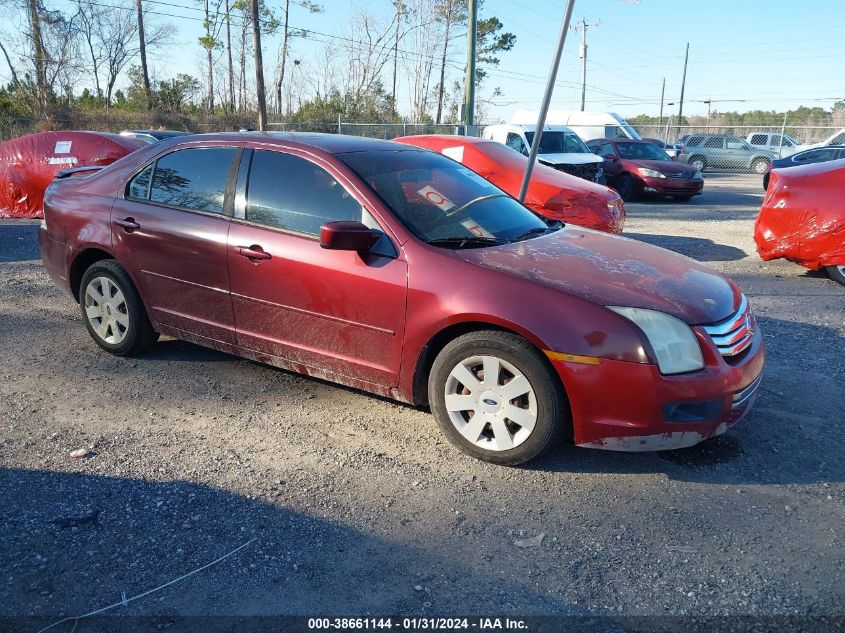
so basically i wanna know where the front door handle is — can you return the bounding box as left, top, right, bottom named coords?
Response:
left=234, top=245, right=272, bottom=260
left=115, top=217, right=140, bottom=232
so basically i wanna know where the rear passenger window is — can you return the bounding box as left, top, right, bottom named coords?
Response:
left=704, top=137, right=723, bottom=149
left=127, top=164, right=153, bottom=200
left=750, top=134, right=767, bottom=145
left=149, top=148, right=235, bottom=214
left=246, top=150, right=363, bottom=235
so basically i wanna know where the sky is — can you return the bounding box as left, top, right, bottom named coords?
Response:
left=7, top=0, right=845, bottom=122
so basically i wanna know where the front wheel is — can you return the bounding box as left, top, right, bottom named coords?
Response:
left=673, top=194, right=694, bottom=202
left=79, top=260, right=158, bottom=356
left=826, top=265, right=845, bottom=287
left=616, top=173, right=637, bottom=201
left=428, top=331, right=567, bottom=465
left=751, top=158, right=770, bottom=174
left=688, top=155, right=707, bottom=171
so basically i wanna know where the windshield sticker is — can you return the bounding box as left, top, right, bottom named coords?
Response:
left=441, top=146, right=464, bottom=163
left=417, top=185, right=456, bottom=213
left=460, top=219, right=495, bottom=238
left=54, top=141, right=72, bottom=154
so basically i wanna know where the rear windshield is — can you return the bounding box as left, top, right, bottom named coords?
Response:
left=337, top=149, right=548, bottom=247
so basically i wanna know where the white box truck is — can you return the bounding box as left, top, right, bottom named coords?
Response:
left=511, top=110, right=641, bottom=143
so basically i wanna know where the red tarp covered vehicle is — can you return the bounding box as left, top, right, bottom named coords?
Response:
left=0, top=131, right=143, bottom=219
left=754, top=159, right=845, bottom=286
left=393, top=135, right=626, bottom=234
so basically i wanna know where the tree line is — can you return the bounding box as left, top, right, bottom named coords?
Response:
left=0, top=0, right=516, bottom=127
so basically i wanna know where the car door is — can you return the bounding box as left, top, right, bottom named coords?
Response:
left=702, top=136, right=726, bottom=168
left=111, top=146, right=239, bottom=344
left=227, top=148, right=408, bottom=388
left=590, top=141, right=621, bottom=181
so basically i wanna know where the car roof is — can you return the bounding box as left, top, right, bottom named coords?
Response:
left=587, top=138, right=650, bottom=144
left=165, top=131, right=422, bottom=154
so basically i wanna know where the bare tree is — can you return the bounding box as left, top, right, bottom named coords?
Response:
left=403, top=0, right=440, bottom=122
left=273, top=0, right=322, bottom=114
left=250, top=0, right=266, bottom=129
left=25, top=0, right=47, bottom=110
left=434, top=0, right=466, bottom=123
left=342, top=5, right=397, bottom=99
left=136, top=0, right=152, bottom=107
left=199, top=0, right=225, bottom=111
left=75, top=0, right=172, bottom=107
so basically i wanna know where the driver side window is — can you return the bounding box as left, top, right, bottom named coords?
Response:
left=505, top=133, right=528, bottom=155
left=245, top=150, right=364, bottom=235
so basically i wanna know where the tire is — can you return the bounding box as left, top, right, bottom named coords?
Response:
left=673, top=194, right=694, bottom=202
left=826, top=265, right=845, bottom=287
left=688, top=155, right=707, bottom=171
left=751, top=158, right=770, bottom=175
left=428, top=330, right=567, bottom=466
left=79, top=260, right=158, bottom=356
left=762, top=173, right=770, bottom=190
left=616, top=173, right=638, bottom=201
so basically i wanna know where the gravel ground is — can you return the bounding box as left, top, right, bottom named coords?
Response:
left=0, top=174, right=843, bottom=628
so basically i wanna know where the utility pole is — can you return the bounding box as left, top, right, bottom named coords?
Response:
left=573, top=17, right=599, bottom=111
left=518, top=0, right=577, bottom=202
left=704, top=98, right=711, bottom=125
left=658, top=77, right=665, bottom=127
left=136, top=0, right=152, bottom=108
left=463, top=0, right=477, bottom=129
left=678, top=42, right=689, bottom=123
left=251, top=0, right=267, bottom=131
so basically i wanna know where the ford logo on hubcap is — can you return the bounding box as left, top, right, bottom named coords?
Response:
left=482, top=398, right=498, bottom=406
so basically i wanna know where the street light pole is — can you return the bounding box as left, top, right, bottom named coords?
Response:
left=518, top=0, right=577, bottom=202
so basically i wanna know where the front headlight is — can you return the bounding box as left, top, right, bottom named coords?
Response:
left=608, top=307, right=704, bottom=375
left=637, top=167, right=666, bottom=178
left=693, top=170, right=703, bottom=180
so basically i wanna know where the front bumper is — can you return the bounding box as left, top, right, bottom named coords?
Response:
left=551, top=326, right=765, bottom=451
left=638, top=175, right=704, bottom=196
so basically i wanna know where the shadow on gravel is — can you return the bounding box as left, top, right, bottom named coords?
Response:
left=0, top=468, right=572, bottom=627
left=625, top=233, right=747, bottom=261
left=0, top=222, right=40, bottom=262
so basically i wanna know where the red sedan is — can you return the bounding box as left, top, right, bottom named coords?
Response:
left=40, top=133, right=764, bottom=464
left=586, top=138, right=704, bottom=202
left=394, top=134, right=625, bottom=234
left=755, top=159, right=845, bottom=286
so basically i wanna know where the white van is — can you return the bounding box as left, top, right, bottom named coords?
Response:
left=481, top=123, right=604, bottom=183
left=511, top=110, right=641, bottom=142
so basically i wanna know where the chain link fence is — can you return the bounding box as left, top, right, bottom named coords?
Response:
left=632, top=124, right=844, bottom=174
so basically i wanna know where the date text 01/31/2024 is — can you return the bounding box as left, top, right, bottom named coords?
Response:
left=308, top=618, right=528, bottom=630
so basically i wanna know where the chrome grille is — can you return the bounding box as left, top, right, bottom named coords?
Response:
left=667, top=172, right=691, bottom=180
left=702, top=295, right=755, bottom=357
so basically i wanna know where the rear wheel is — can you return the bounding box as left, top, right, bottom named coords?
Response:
left=826, top=265, right=845, bottom=287
left=688, top=155, right=707, bottom=171
left=79, top=260, right=158, bottom=356
left=616, top=173, right=637, bottom=201
left=428, top=330, right=567, bottom=466
left=762, top=172, right=770, bottom=190
left=751, top=158, right=770, bottom=174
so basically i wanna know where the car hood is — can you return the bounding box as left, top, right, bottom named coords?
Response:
left=458, top=227, right=739, bottom=324
left=625, top=159, right=698, bottom=175
left=538, top=152, right=604, bottom=166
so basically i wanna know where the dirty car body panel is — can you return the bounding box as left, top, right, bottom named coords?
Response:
left=40, top=132, right=765, bottom=455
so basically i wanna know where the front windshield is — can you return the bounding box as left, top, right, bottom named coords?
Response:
left=615, top=142, right=672, bottom=161
left=338, top=149, right=550, bottom=247
left=524, top=131, right=590, bottom=155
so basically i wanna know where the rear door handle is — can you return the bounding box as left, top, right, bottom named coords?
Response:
left=115, top=217, right=140, bottom=232
left=234, top=245, right=272, bottom=260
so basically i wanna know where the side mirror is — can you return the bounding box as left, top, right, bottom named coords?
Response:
left=320, top=221, right=380, bottom=252
left=603, top=153, right=616, bottom=160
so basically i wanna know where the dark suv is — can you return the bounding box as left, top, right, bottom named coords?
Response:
left=680, top=135, right=776, bottom=174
